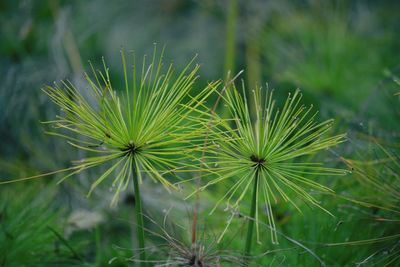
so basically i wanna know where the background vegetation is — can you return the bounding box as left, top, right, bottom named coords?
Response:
left=1, top=0, right=399, bottom=266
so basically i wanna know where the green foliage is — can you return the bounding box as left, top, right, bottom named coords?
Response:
left=1, top=1, right=400, bottom=266
left=0, top=184, right=79, bottom=266
left=338, top=143, right=400, bottom=266
left=41, top=47, right=218, bottom=205
left=133, top=211, right=245, bottom=266
left=197, top=85, right=346, bottom=245
left=262, top=2, right=393, bottom=108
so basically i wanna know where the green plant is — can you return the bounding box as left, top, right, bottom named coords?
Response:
left=1, top=2, right=400, bottom=266
left=333, top=143, right=400, bottom=266
left=137, top=211, right=246, bottom=267
left=0, top=184, right=81, bottom=266
left=261, top=2, right=388, bottom=108
left=195, top=84, right=346, bottom=260
left=224, top=0, right=238, bottom=81
left=1, top=47, right=219, bottom=266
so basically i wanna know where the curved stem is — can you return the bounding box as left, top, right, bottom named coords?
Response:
left=244, top=170, right=259, bottom=261
left=132, top=160, right=146, bottom=267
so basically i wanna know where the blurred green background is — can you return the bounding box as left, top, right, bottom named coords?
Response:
left=1, top=0, right=399, bottom=266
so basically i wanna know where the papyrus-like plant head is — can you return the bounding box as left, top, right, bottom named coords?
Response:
left=43, top=47, right=219, bottom=205
left=200, top=84, right=347, bottom=243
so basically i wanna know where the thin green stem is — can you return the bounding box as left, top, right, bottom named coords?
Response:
left=245, top=12, right=261, bottom=120
left=132, top=159, right=146, bottom=267
left=224, top=0, right=237, bottom=80
left=95, top=226, right=101, bottom=265
left=244, top=169, right=259, bottom=262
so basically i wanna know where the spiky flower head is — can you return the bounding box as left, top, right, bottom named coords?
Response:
left=43, top=47, right=218, bottom=205
left=128, top=212, right=245, bottom=267
left=199, top=84, right=346, bottom=243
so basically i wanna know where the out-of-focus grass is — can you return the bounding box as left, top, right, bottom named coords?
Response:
left=261, top=1, right=399, bottom=110
left=0, top=183, right=76, bottom=266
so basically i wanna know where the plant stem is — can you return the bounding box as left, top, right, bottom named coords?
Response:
left=132, top=160, right=146, bottom=267
left=95, top=226, right=101, bottom=265
left=244, top=170, right=259, bottom=261
left=224, top=0, right=238, bottom=80
left=191, top=74, right=242, bottom=248
left=245, top=11, right=262, bottom=120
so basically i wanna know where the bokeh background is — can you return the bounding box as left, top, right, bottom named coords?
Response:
left=1, top=0, right=399, bottom=266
